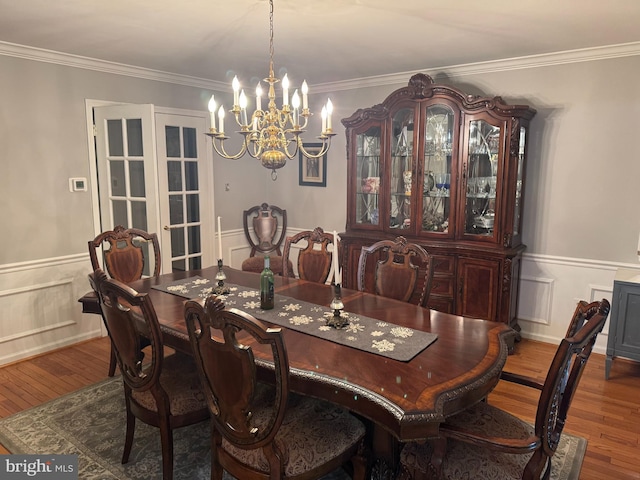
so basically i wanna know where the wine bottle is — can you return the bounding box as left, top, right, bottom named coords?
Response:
left=260, top=256, right=275, bottom=310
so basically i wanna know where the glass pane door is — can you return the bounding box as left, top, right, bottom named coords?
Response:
left=156, top=112, right=213, bottom=273
left=421, top=104, right=454, bottom=233
left=95, top=104, right=159, bottom=276
left=355, top=126, right=381, bottom=226
left=464, top=119, right=501, bottom=237
left=389, top=108, right=414, bottom=230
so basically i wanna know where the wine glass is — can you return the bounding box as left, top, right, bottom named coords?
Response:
left=467, top=177, right=477, bottom=196
left=477, top=177, right=488, bottom=197
left=489, top=177, right=497, bottom=197
left=443, top=173, right=451, bottom=197
left=435, top=173, right=446, bottom=196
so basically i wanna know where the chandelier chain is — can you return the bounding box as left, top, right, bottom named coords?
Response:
left=269, top=0, right=275, bottom=78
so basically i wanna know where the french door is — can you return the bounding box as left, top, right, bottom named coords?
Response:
left=94, top=104, right=214, bottom=273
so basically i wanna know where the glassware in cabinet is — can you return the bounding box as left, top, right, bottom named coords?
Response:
left=389, top=107, right=415, bottom=230
left=355, top=126, right=381, bottom=226
left=464, top=118, right=501, bottom=238
left=421, top=104, right=454, bottom=233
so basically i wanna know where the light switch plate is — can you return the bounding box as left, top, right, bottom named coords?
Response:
left=69, top=177, right=87, bottom=192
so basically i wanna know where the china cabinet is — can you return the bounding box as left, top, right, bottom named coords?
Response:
left=340, top=73, right=536, bottom=331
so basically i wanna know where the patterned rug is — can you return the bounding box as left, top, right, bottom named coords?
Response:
left=0, top=377, right=586, bottom=479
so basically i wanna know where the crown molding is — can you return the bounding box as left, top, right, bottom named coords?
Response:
left=2, top=40, right=639, bottom=93
left=0, top=41, right=228, bottom=91
left=313, top=41, right=640, bottom=93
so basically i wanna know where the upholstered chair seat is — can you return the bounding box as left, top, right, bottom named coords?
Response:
left=241, top=255, right=293, bottom=277
left=400, top=402, right=541, bottom=479
left=221, top=384, right=366, bottom=477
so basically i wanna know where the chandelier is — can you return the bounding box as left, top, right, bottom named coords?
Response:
left=205, top=0, right=335, bottom=180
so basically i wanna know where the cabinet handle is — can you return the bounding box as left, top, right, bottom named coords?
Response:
left=458, top=278, right=464, bottom=298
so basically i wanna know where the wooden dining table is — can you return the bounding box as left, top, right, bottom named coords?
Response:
left=126, top=265, right=513, bottom=478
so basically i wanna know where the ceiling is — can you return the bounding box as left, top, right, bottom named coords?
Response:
left=1, top=0, right=639, bottom=87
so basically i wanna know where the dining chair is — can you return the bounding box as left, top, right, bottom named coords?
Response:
left=357, top=236, right=433, bottom=307
left=88, top=225, right=162, bottom=376
left=282, top=226, right=336, bottom=283
left=184, top=295, right=369, bottom=480
left=89, top=268, right=209, bottom=480
left=398, top=298, right=610, bottom=480
left=241, top=203, right=293, bottom=276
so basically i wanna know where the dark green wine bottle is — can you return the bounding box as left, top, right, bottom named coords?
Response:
left=260, top=256, right=275, bottom=309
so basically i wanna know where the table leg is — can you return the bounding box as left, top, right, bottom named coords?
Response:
left=370, top=425, right=401, bottom=479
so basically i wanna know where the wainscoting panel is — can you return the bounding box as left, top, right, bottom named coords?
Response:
left=0, top=254, right=101, bottom=366
left=518, top=254, right=635, bottom=354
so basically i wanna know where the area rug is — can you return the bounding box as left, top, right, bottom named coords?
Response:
left=0, top=377, right=586, bottom=479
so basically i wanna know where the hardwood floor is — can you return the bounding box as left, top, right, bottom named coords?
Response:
left=0, top=336, right=638, bottom=478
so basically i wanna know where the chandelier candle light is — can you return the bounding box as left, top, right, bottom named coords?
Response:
left=205, top=0, right=335, bottom=180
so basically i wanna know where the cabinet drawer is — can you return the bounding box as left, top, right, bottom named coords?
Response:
left=432, top=255, right=455, bottom=275
left=430, top=276, right=455, bottom=296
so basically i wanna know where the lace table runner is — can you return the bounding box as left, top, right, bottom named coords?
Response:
left=153, top=276, right=437, bottom=362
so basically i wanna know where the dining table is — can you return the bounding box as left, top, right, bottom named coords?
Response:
left=123, top=265, right=513, bottom=479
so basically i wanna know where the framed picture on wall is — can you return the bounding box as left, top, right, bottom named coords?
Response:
left=299, top=143, right=327, bottom=187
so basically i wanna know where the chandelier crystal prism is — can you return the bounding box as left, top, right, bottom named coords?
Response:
left=205, top=0, right=335, bottom=180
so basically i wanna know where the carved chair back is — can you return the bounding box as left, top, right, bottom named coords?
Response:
left=184, top=297, right=291, bottom=469
left=89, top=268, right=163, bottom=391
left=184, top=296, right=368, bottom=480
left=357, top=236, right=433, bottom=307
left=282, top=227, right=336, bottom=283
left=527, top=299, right=609, bottom=474
left=89, top=225, right=161, bottom=283
left=243, top=203, right=288, bottom=257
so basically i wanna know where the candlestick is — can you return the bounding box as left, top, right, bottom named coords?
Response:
left=239, top=90, right=248, bottom=125
left=321, top=106, right=327, bottom=134
left=282, top=74, right=289, bottom=106
left=332, top=230, right=340, bottom=285
left=328, top=283, right=348, bottom=329
left=218, top=106, right=225, bottom=134
left=232, top=76, right=240, bottom=106
left=301, top=80, right=309, bottom=109
left=256, top=82, right=262, bottom=111
left=213, top=258, right=230, bottom=295
left=217, top=216, right=223, bottom=260
left=326, top=98, right=333, bottom=131
left=207, top=95, right=216, bottom=130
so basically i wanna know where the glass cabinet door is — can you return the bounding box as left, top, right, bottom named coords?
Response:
left=464, top=119, right=501, bottom=237
left=389, top=108, right=415, bottom=230
left=513, top=126, right=526, bottom=235
left=421, top=104, right=454, bottom=233
left=355, top=126, right=381, bottom=226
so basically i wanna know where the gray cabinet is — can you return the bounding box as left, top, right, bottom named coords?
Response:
left=606, top=268, right=640, bottom=379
